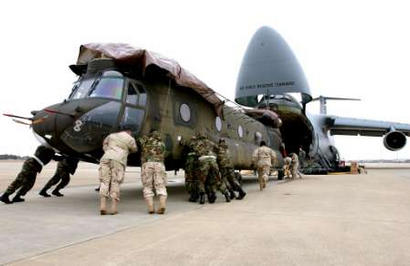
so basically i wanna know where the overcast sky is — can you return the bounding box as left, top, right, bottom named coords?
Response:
left=0, top=0, right=409, bottom=160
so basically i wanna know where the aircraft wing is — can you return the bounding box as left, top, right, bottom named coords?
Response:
left=327, top=116, right=410, bottom=137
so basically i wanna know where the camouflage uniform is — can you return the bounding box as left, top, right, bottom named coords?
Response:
left=191, top=135, right=230, bottom=204
left=290, top=153, right=303, bottom=178
left=39, top=157, right=79, bottom=197
left=252, top=145, right=277, bottom=190
left=184, top=136, right=200, bottom=202
left=1, top=146, right=55, bottom=204
left=99, top=131, right=137, bottom=202
left=217, top=139, right=246, bottom=200
left=139, top=131, right=167, bottom=214
left=283, top=156, right=292, bottom=179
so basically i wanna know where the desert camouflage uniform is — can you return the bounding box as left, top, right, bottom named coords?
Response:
left=290, top=153, right=303, bottom=178
left=99, top=131, right=137, bottom=201
left=139, top=132, right=167, bottom=199
left=252, top=145, right=277, bottom=190
left=283, top=156, right=292, bottom=179
left=191, top=135, right=229, bottom=203
left=217, top=140, right=246, bottom=199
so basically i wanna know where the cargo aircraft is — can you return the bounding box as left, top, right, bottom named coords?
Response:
left=5, top=27, right=410, bottom=175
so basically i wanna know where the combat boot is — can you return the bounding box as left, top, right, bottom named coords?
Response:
left=52, top=190, right=64, bottom=197
left=229, top=189, right=236, bottom=199
left=199, top=193, right=205, bottom=204
left=208, top=192, right=216, bottom=204
left=110, top=199, right=118, bottom=215
left=12, top=194, right=25, bottom=203
left=237, top=188, right=246, bottom=200
left=0, top=192, right=12, bottom=204
left=223, top=191, right=231, bottom=202
left=100, top=197, right=107, bottom=215
left=39, top=189, right=51, bottom=198
left=145, top=197, right=155, bottom=214
left=156, top=196, right=167, bottom=214
left=188, top=191, right=198, bottom=202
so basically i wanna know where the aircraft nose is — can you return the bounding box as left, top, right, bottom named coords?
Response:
left=32, top=104, right=77, bottom=148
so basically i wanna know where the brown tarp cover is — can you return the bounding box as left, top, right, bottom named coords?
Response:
left=76, top=43, right=224, bottom=117
left=244, top=109, right=282, bottom=128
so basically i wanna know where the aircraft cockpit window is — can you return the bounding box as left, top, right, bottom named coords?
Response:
left=102, top=70, right=123, bottom=77
left=89, top=77, right=123, bottom=100
left=70, top=79, right=95, bottom=100
left=126, top=83, right=139, bottom=105
left=137, top=84, right=147, bottom=106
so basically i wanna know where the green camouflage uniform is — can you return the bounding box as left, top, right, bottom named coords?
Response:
left=40, top=158, right=79, bottom=194
left=5, top=158, right=42, bottom=196
left=184, top=136, right=200, bottom=201
left=191, top=136, right=228, bottom=201
left=139, top=131, right=167, bottom=198
left=217, top=141, right=244, bottom=198
left=2, top=145, right=55, bottom=203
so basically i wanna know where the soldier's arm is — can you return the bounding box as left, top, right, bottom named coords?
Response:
left=129, top=138, right=138, bottom=153
left=102, top=136, right=109, bottom=151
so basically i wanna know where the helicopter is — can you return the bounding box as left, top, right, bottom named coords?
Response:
left=5, top=27, right=410, bottom=175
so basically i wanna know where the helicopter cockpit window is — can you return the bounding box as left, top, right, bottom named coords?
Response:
left=137, top=84, right=146, bottom=106
left=70, top=78, right=95, bottom=100
left=89, top=77, right=124, bottom=100
left=126, top=83, right=138, bottom=105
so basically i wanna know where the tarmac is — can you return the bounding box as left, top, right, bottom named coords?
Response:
left=1, top=161, right=410, bottom=265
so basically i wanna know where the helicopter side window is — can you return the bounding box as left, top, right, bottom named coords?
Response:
left=137, top=84, right=147, bottom=106
left=126, top=83, right=139, bottom=105
left=70, top=79, right=95, bottom=100
left=89, top=77, right=123, bottom=100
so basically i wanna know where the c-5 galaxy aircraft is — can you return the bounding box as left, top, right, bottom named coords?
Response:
left=7, top=27, right=410, bottom=175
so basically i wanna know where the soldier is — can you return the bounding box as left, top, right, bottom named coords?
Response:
left=182, top=136, right=200, bottom=202
left=252, top=141, right=277, bottom=191
left=99, top=130, right=137, bottom=215
left=39, top=157, right=79, bottom=197
left=1, top=145, right=55, bottom=204
left=191, top=133, right=231, bottom=204
left=290, top=153, right=303, bottom=178
left=139, top=130, right=167, bottom=214
left=216, top=138, right=246, bottom=200
left=283, top=156, right=292, bottom=179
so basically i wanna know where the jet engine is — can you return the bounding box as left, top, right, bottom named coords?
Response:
left=383, top=130, right=407, bottom=151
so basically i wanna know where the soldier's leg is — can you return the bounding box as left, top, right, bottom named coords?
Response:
left=109, top=161, right=125, bottom=215
left=98, top=160, right=112, bottom=215
left=262, top=166, right=270, bottom=188
left=198, top=161, right=210, bottom=204
left=141, top=163, right=155, bottom=213
left=1, top=169, right=29, bottom=204
left=228, top=170, right=246, bottom=200
left=257, top=167, right=264, bottom=190
left=14, top=171, right=38, bottom=201
left=220, top=168, right=235, bottom=199
left=53, top=172, right=70, bottom=196
left=39, top=171, right=61, bottom=197
left=211, top=163, right=230, bottom=202
left=153, top=162, right=167, bottom=214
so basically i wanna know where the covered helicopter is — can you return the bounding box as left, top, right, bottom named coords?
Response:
left=5, top=27, right=410, bottom=175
